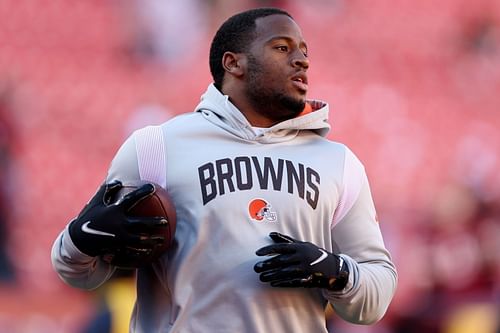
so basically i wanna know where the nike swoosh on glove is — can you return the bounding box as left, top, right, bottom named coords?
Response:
left=69, top=180, right=168, bottom=257
left=254, top=232, right=349, bottom=291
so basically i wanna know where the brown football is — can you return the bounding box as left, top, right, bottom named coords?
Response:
left=108, top=180, right=177, bottom=268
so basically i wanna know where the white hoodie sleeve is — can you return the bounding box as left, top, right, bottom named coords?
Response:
left=322, top=148, right=397, bottom=324
left=51, top=134, right=140, bottom=290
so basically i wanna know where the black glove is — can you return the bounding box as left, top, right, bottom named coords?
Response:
left=254, top=232, right=349, bottom=291
left=68, top=180, right=168, bottom=258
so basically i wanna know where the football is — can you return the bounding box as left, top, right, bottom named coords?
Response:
left=107, top=180, right=177, bottom=268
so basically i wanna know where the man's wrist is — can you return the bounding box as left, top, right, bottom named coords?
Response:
left=328, top=256, right=349, bottom=291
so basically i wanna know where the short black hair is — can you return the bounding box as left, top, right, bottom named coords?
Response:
left=209, top=7, right=293, bottom=89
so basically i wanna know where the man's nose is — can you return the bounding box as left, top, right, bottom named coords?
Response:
left=292, top=53, right=309, bottom=70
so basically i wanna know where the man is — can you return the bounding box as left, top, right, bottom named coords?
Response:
left=52, top=7, right=397, bottom=333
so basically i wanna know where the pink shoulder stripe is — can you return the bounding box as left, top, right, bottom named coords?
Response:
left=331, top=149, right=364, bottom=228
left=134, top=126, right=167, bottom=188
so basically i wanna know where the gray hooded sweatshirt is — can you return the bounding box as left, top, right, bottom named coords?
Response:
left=52, top=84, right=397, bottom=332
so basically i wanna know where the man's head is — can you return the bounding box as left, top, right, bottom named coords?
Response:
left=209, top=8, right=310, bottom=126
left=209, top=7, right=292, bottom=90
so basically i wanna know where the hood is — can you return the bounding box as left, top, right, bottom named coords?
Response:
left=194, top=84, right=331, bottom=144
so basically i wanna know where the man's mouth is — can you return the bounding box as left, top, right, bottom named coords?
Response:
left=291, top=74, right=308, bottom=92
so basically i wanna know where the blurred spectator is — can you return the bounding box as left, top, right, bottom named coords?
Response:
left=206, top=0, right=290, bottom=30
left=389, top=181, right=500, bottom=333
left=0, top=82, right=16, bottom=283
left=123, top=103, right=174, bottom=138
left=79, top=269, right=136, bottom=333
left=453, top=13, right=500, bottom=108
left=115, top=0, right=209, bottom=67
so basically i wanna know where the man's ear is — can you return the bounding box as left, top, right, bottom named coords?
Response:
left=222, top=52, right=246, bottom=78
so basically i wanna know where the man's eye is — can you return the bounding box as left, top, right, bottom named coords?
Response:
left=277, top=46, right=288, bottom=52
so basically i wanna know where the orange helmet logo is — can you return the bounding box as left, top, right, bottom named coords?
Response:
left=248, top=198, right=277, bottom=222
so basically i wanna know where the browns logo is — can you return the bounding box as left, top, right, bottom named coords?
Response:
left=248, top=198, right=277, bottom=222
left=198, top=156, right=320, bottom=208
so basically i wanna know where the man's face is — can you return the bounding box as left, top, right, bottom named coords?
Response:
left=244, top=15, right=310, bottom=123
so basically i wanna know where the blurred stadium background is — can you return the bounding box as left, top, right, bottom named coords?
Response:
left=0, top=0, right=499, bottom=332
